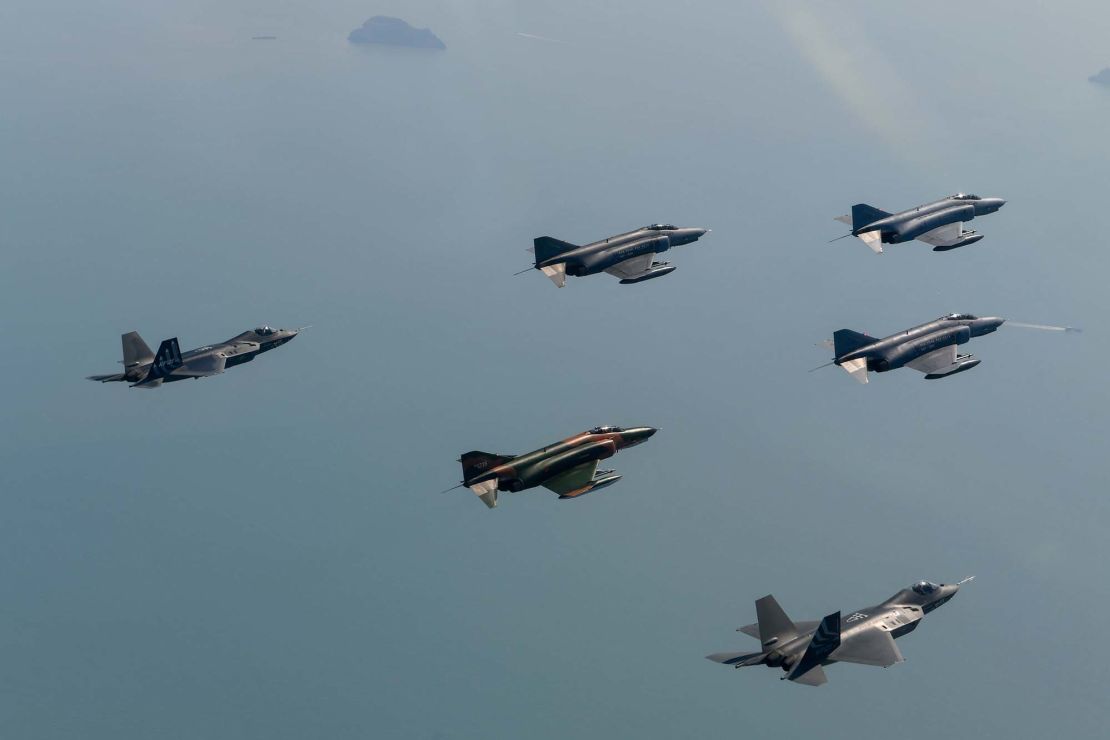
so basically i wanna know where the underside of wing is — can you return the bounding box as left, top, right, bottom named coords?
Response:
left=831, top=629, right=904, bottom=667
left=542, top=460, right=599, bottom=497
left=916, top=221, right=962, bottom=247
left=604, top=252, right=654, bottom=280
left=905, top=345, right=957, bottom=375
left=172, top=353, right=227, bottom=378
left=738, top=620, right=821, bottom=640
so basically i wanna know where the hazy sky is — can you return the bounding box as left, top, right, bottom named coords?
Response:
left=3, top=1, right=1110, bottom=737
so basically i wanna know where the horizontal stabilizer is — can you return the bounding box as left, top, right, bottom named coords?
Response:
left=468, top=479, right=498, bottom=509
left=540, top=262, right=566, bottom=288
left=839, top=357, right=869, bottom=384
left=834, top=214, right=852, bottom=225
left=87, top=373, right=125, bottom=383
left=705, top=651, right=765, bottom=666
left=857, top=230, right=883, bottom=253
left=791, top=665, right=828, bottom=686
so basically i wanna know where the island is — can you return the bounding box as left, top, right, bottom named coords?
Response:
left=348, top=16, right=445, bottom=49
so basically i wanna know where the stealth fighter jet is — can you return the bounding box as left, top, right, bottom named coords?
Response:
left=88, top=326, right=301, bottom=388
left=529, top=224, right=709, bottom=287
left=707, top=578, right=972, bottom=686
left=454, top=425, right=657, bottom=508
left=834, top=193, right=1005, bottom=253
left=819, top=313, right=1006, bottom=383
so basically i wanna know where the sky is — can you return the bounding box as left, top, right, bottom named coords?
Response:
left=2, top=1, right=1110, bottom=737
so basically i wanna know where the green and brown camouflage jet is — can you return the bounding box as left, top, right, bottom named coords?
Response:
left=454, top=425, right=658, bottom=509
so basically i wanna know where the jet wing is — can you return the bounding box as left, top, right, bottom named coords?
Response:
left=172, top=354, right=227, bottom=378
left=738, top=621, right=821, bottom=640
left=830, top=629, right=904, bottom=667
left=905, top=345, right=957, bottom=375
left=603, top=253, right=655, bottom=280
left=916, top=221, right=963, bottom=247
left=542, top=460, right=599, bottom=497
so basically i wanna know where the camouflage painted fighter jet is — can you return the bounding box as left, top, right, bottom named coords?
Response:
left=530, top=224, right=709, bottom=286
left=453, top=425, right=657, bottom=508
left=707, top=578, right=973, bottom=686
left=833, top=193, right=1005, bottom=253
left=88, top=326, right=301, bottom=388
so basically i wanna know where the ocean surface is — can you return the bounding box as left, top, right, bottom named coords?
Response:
left=2, top=1, right=1109, bottom=737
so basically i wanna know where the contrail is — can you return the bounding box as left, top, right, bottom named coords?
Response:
left=1007, top=322, right=1081, bottom=333
left=517, top=32, right=572, bottom=45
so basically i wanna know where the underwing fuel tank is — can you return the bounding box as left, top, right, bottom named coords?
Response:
left=558, top=471, right=622, bottom=499
left=932, top=233, right=984, bottom=252
left=925, top=357, right=981, bottom=379
left=619, top=263, right=677, bottom=284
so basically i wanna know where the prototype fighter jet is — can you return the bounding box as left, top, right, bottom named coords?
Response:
left=452, top=425, right=657, bottom=508
left=819, top=313, right=1006, bottom=383
left=707, top=578, right=972, bottom=686
left=88, top=326, right=301, bottom=388
left=529, top=224, right=709, bottom=286
left=834, top=193, right=1005, bottom=253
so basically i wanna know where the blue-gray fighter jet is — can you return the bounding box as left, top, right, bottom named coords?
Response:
left=834, top=193, right=1005, bottom=253
left=529, top=224, right=709, bottom=286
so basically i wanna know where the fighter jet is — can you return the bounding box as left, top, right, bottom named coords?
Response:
left=819, top=313, right=1006, bottom=383
left=707, top=578, right=972, bottom=686
left=529, top=224, right=709, bottom=286
left=452, top=425, right=657, bottom=508
left=833, top=193, right=1005, bottom=253
left=88, top=326, right=301, bottom=388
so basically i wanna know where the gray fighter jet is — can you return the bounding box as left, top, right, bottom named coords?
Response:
left=530, top=224, right=709, bottom=286
left=88, top=326, right=301, bottom=388
left=834, top=193, right=1005, bottom=253
left=707, top=578, right=972, bottom=686
left=452, top=425, right=657, bottom=508
left=820, top=313, right=1006, bottom=383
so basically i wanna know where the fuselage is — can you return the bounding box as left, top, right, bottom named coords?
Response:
left=837, top=314, right=1004, bottom=373
left=858, top=194, right=1005, bottom=244
left=539, top=225, right=708, bottom=276
left=465, top=426, right=657, bottom=492
left=761, top=582, right=960, bottom=672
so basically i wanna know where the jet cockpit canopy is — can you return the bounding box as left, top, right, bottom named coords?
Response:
left=644, top=224, right=676, bottom=231
left=254, top=326, right=276, bottom=336
left=943, top=313, right=978, bottom=321
left=589, top=425, right=624, bottom=434
left=951, top=193, right=980, bottom=200
left=911, top=581, right=940, bottom=595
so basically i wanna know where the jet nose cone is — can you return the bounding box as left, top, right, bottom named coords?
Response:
left=624, top=426, right=658, bottom=445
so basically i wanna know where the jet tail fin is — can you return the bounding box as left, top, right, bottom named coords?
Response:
left=459, top=451, right=514, bottom=484
left=145, top=338, right=183, bottom=381
left=832, top=329, right=874, bottom=358
left=755, top=595, right=799, bottom=646
left=121, top=331, right=154, bottom=368
left=533, top=236, right=579, bottom=264
left=785, top=611, right=840, bottom=685
left=850, top=203, right=891, bottom=231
